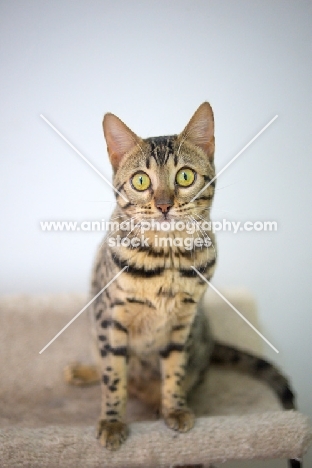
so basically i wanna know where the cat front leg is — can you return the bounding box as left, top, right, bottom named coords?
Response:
left=160, top=317, right=195, bottom=432
left=96, top=308, right=129, bottom=450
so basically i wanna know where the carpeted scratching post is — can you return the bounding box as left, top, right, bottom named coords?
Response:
left=0, top=291, right=311, bottom=467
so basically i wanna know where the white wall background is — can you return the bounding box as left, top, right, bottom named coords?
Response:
left=1, top=1, right=311, bottom=465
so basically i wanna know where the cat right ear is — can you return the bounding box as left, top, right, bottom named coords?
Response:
left=181, top=102, right=215, bottom=161
left=103, top=113, right=141, bottom=172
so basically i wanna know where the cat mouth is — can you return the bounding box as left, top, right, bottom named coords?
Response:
left=158, top=213, right=172, bottom=222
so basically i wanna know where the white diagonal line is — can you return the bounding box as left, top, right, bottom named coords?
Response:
left=191, top=115, right=278, bottom=202
left=191, top=267, right=279, bottom=353
left=40, top=114, right=129, bottom=202
left=39, top=266, right=128, bottom=354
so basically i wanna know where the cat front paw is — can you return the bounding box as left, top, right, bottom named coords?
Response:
left=163, top=408, right=195, bottom=432
left=97, top=419, right=128, bottom=450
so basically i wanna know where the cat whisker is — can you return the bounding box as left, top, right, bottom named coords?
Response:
left=99, top=215, right=138, bottom=249
left=193, top=213, right=209, bottom=223
left=109, top=217, right=141, bottom=265
left=99, top=228, right=118, bottom=249
left=188, top=216, right=211, bottom=264
left=198, top=205, right=245, bottom=216
left=124, top=217, right=142, bottom=240
left=110, top=214, right=128, bottom=221
left=193, top=214, right=218, bottom=261
left=214, top=181, right=240, bottom=191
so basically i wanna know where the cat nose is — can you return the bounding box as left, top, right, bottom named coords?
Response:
left=156, top=202, right=172, bottom=214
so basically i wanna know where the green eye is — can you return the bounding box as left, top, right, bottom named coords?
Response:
left=131, top=172, right=151, bottom=191
left=176, top=168, right=196, bottom=187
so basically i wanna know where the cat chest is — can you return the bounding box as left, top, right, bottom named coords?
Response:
left=120, top=294, right=171, bottom=348
left=128, top=314, right=171, bottom=355
left=114, top=280, right=202, bottom=356
left=107, top=248, right=209, bottom=355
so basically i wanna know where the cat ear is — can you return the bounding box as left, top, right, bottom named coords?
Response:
left=103, top=113, right=141, bottom=171
left=181, top=102, right=215, bottom=161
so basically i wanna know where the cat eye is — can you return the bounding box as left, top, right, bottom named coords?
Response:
left=131, top=172, right=151, bottom=191
left=176, top=168, right=196, bottom=187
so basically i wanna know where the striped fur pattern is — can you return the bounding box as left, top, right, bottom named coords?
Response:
left=92, top=103, right=217, bottom=449
left=65, top=103, right=300, bottom=466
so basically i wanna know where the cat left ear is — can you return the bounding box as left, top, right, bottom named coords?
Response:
left=103, top=113, right=142, bottom=172
left=181, top=102, right=215, bottom=161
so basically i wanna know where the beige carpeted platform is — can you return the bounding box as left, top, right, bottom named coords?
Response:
left=0, top=291, right=311, bottom=467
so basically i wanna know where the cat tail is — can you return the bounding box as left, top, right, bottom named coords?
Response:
left=210, top=341, right=302, bottom=468
left=210, top=341, right=296, bottom=410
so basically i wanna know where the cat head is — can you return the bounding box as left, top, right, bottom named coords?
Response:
left=102, top=102, right=215, bottom=223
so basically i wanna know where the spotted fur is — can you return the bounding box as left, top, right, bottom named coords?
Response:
left=85, top=103, right=217, bottom=450
left=64, top=103, right=300, bottom=467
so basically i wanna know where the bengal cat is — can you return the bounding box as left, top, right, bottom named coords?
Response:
left=65, top=103, right=300, bottom=468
